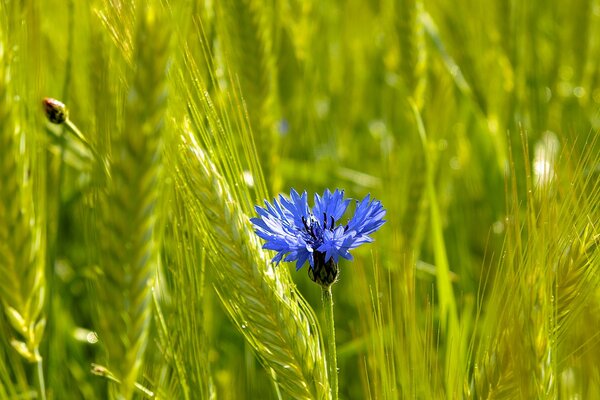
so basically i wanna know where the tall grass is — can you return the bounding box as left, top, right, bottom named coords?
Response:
left=0, top=0, right=600, bottom=398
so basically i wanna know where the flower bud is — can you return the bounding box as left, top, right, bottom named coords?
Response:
left=308, top=252, right=339, bottom=288
left=43, top=97, right=68, bottom=124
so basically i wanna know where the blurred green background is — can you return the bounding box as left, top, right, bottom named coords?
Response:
left=1, top=0, right=600, bottom=398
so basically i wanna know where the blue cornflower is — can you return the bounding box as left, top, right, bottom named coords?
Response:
left=251, top=189, right=386, bottom=287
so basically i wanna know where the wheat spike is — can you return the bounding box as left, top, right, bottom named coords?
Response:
left=393, top=0, right=428, bottom=253
left=170, top=129, right=330, bottom=399
left=216, top=0, right=281, bottom=192
left=469, top=243, right=554, bottom=398
left=93, top=3, right=169, bottom=398
left=395, top=0, right=427, bottom=107
left=155, top=188, right=215, bottom=400
left=0, top=20, right=46, bottom=367
left=555, top=226, right=600, bottom=338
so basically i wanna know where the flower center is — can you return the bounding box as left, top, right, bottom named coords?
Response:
left=301, top=213, right=335, bottom=239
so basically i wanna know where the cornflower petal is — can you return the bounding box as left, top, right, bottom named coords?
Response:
left=346, top=195, right=387, bottom=238
left=278, top=189, right=310, bottom=230
left=313, top=189, right=350, bottom=225
left=317, top=226, right=355, bottom=263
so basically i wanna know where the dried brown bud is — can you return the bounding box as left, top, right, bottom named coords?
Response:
left=43, top=97, right=68, bottom=124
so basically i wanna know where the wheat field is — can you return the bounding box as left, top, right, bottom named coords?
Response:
left=1, top=0, right=600, bottom=399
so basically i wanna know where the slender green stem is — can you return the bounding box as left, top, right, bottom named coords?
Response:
left=64, top=118, right=109, bottom=178
left=322, top=286, right=338, bottom=400
left=36, top=350, right=46, bottom=400
left=65, top=119, right=91, bottom=149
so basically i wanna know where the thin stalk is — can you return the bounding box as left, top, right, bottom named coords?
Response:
left=35, top=350, right=46, bottom=400
left=64, top=119, right=109, bottom=178
left=322, top=286, right=338, bottom=400
left=65, top=119, right=93, bottom=151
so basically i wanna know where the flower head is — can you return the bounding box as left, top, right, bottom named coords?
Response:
left=251, top=189, right=386, bottom=287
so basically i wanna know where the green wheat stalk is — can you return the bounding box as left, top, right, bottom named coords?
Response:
left=154, top=187, right=215, bottom=400
left=469, top=135, right=600, bottom=398
left=0, top=7, right=47, bottom=398
left=92, top=3, right=169, bottom=398
left=395, top=0, right=427, bottom=107
left=469, top=151, right=544, bottom=398
left=216, top=0, right=281, bottom=192
left=169, top=128, right=330, bottom=399
left=395, top=0, right=429, bottom=255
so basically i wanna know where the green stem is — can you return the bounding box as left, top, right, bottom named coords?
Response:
left=64, top=119, right=109, bottom=179
left=322, top=286, right=338, bottom=400
left=64, top=119, right=91, bottom=149
left=36, top=350, right=46, bottom=400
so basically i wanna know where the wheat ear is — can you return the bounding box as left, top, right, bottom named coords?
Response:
left=0, top=28, right=46, bottom=368
left=93, top=4, right=169, bottom=399
left=396, top=0, right=427, bottom=107
left=170, top=129, right=330, bottom=399
left=155, top=188, right=215, bottom=400
left=0, top=18, right=48, bottom=400
left=216, top=0, right=281, bottom=191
